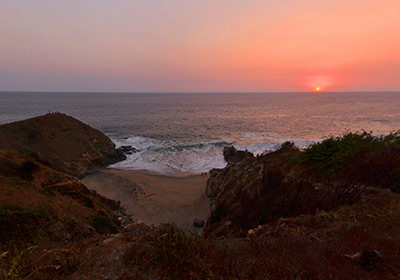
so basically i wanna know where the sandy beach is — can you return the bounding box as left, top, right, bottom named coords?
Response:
left=82, top=168, right=210, bottom=233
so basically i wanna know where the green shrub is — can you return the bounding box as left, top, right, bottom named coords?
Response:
left=0, top=245, right=38, bottom=279
left=297, top=131, right=400, bottom=174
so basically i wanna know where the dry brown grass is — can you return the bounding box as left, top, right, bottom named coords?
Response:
left=2, top=184, right=399, bottom=279
left=119, top=189, right=400, bottom=280
left=0, top=151, right=120, bottom=279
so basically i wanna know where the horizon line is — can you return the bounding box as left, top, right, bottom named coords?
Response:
left=1, top=90, right=400, bottom=94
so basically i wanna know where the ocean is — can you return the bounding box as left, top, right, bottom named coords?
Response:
left=1, top=91, right=400, bottom=174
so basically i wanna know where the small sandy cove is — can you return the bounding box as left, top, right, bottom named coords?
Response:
left=82, top=168, right=210, bottom=233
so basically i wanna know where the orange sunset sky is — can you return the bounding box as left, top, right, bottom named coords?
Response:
left=1, top=0, right=400, bottom=92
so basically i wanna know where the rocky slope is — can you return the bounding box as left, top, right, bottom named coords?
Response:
left=0, top=113, right=124, bottom=178
left=0, top=150, right=125, bottom=279
left=0, top=150, right=121, bottom=244
left=204, top=132, right=400, bottom=238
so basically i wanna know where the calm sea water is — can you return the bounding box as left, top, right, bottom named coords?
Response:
left=1, top=91, right=400, bottom=173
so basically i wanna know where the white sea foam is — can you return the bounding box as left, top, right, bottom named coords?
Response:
left=108, top=134, right=322, bottom=174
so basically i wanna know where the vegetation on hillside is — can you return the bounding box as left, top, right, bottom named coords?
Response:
left=0, top=151, right=121, bottom=279
left=298, top=131, right=400, bottom=192
left=299, top=130, right=398, bottom=166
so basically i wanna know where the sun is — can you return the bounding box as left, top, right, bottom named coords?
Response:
left=306, top=75, right=334, bottom=92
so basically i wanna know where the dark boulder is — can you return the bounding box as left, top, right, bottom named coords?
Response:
left=223, top=146, right=253, bottom=164
left=117, top=145, right=139, bottom=155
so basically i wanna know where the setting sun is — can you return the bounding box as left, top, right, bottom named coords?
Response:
left=316, top=87, right=321, bottom=92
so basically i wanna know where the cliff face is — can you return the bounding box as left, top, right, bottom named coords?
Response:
left=204, top=134, right=400, bottom=238
left=204, top=145, right=337, bottom=237
left=0, top=113, right=125, bottom=178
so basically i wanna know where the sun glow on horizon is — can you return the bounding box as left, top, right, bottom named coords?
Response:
left=1, top=1, right=400, bottom=91
left=306, top=75, right=335, bottom=92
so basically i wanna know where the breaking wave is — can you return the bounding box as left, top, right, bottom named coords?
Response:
left=108, top=134, right=321, bottom=174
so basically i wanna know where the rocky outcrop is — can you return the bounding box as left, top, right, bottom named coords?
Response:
left=205, top=146, right=254, bottom=199
left=203, top=143, right=371, bottom=238
left=204, top=133, right=400, bottom=238
left=223, top=146, right=253, bottom=164
left=0, top=113, right=125, bottom=178
left=117, top=145, right=139, bottom=155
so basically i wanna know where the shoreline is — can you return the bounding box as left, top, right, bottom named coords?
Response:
left=104, top=167, right=209, bottom=178
left=82, top=168, right=210, bottom=234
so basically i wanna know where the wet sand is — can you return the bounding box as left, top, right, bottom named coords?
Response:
left=82, top=168, right=210, bottom=233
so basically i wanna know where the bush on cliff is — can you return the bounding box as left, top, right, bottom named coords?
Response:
left=298, top=131, right=400, bottom=192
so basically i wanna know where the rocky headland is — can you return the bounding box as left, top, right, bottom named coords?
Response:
left=0, top=113, right=125, bottom=178
left=1, top=115, right=400, bottom=279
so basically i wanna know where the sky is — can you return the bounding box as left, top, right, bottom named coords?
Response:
left=1, top=0, right=400, bottom=92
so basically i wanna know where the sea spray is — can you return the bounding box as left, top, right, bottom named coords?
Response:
left=109, top=135, right=320, bottom=174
